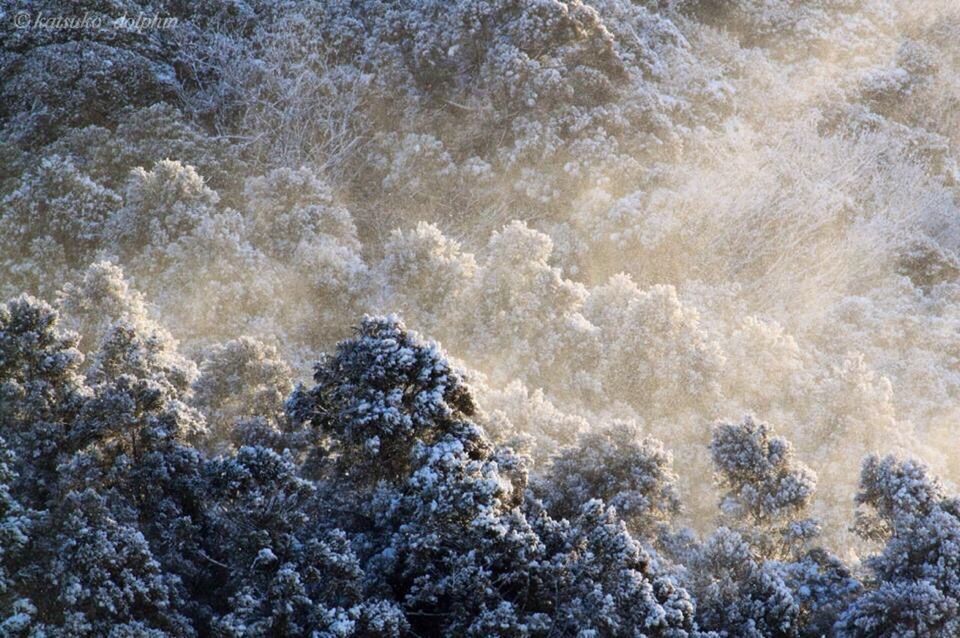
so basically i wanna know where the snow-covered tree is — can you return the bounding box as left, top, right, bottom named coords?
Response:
left=290, top=314, right=700, bottom=635
left=837, top=455, right=960, bottom=637
left=0, top=156, right=121, bottom=297
left=204, top=445, right=406, bottom=636
left=376, top=222, right=476, bottom=336
left=20, top=489, right=194, bottom=637
left=539, top=420, right=681, bottom=539
left=677, top=416, right=860, bottom=637
left=0, top=440, right=32, bottom=615
left=192, top=337, right=292, bottom=451
left=685, top=525, right=801, bottom=638
left=710, top=416, right=817, bottom=548
left=110, top=160, right=219, bottom=260
left=0, top=295, right=86, bottom=505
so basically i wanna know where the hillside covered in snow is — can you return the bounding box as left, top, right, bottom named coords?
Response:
left=2, top=0, right=960, bottom=635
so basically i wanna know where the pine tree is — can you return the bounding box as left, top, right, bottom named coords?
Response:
left=24, top=489, right=194, bottom=637
left=539, top=420, right=681, bottom=540
left=0, top=439, right=33, bottom=628
left=0, top=295, right=87, bottom=506
left=837, top=455, right=960, bottom=637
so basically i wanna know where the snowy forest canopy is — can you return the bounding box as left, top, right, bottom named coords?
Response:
left=1, top=0, right=960, bottom=635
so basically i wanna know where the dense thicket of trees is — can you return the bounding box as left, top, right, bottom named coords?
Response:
left=2, top=0, right=960, bottom=634
left=2, top=299, right=959, bottom=636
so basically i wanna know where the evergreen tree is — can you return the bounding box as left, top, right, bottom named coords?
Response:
left=0, top=295, right=87, bottom=506
left=837, top=456, right=960, bottom=637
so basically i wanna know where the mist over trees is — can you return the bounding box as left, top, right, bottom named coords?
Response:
left=2, top=0, right=960, bottom=635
